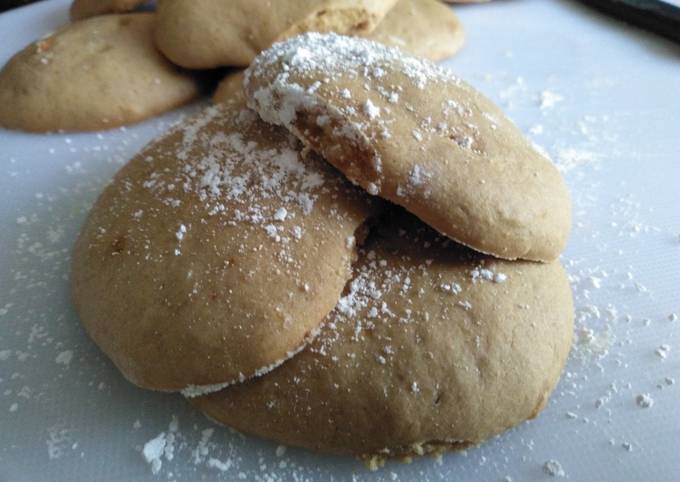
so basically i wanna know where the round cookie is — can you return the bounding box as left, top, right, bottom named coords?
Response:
left=154, top=0, right=398, bottom=69
left=244, top=33, right=571, bottom=262
left=192, top=211, right=574, bottom=461
left=70, top=0, right=147, bottom=20
left=0, top=14, right=198, bottom=133
left=71, top=97, right=379, bottom=392
left=368, top=0, right=464, bottom=60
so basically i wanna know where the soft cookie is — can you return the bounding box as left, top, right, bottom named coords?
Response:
left=72, top=97, right=378, bottom=392
left=0, top=13, right=198, bottom=133
left=70, top=0, right=147, bottom=20
left=193, top=211, right=574, bottom=461
left=369, top=0, right=464, bottom=60
left=244, top=33, right=571, bottom=261
left=154, top=0, right=398, bottom=69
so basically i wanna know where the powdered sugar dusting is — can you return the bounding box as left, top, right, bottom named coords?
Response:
left=243, top=32, right=465, bottom=158
left=141, top=105, right=327, bottom=229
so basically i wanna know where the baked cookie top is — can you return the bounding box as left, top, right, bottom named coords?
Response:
left=0, top=13, right=198, bottom=133
left=193, top=211, right=574, bottom=458
left=71, top=97, right=378, bottom=392
left=244, top=33, right=571, bottom=261
left=154, top=0, right=398, bottom=68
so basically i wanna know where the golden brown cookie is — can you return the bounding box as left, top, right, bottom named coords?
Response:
left=369, top=0, right=464, bottom=60
left=70, top=0, right=147, bottom=20
left=193, top=211, right=574, bottom=460
left=72, top=97, right=379, bottom=392
left=154, top=0, right=398, bottom=69
left=0, top=13, right=198, bottom=133
left=244, top=33, right=571, bottom=261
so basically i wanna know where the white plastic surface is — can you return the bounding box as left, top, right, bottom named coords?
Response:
left=1, top=1, right=679, bottom=481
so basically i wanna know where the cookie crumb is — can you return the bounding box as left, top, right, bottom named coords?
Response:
left=142, top=432, right=166, bottom=474
left=543, top=459, right=566, bottom=477
left=55, top=350, right=73, bottom=366
left=207, top=457, right=232, bottom=471
left=635, top=393, right=653, bottom=408
left=655, top=344, right=670, bottom=359
left=539, top=90, right=563, bottom=110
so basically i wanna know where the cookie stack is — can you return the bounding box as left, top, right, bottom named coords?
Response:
left=71, top=33, right=573, bottom=464
left=0, top=0, right=573, bottom=468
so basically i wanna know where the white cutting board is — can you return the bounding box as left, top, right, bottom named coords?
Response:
left=1, top=0, right=679, bottom=480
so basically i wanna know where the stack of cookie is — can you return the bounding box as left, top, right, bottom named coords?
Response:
left=1, top=0, right=573, bottom=468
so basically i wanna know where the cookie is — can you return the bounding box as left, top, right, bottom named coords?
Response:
left=70, top=0, right=147, bottom=20
left=212, top=70, right=246, bottom=105
left=244, top=34, right=571, bottom=261
left=192, top=211, right=574, bottom=460
left=0, top=14, right=198, bottom=133
left=71, top=97, right=379, bottom=392
left=154, top=0, right=398, bottom=69
left=369, top=0, right=464, bottom=60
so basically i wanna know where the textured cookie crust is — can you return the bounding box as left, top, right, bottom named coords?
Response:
left=72, top=98, right=378, bottom=391
left=70, top=0, right=147, bottom=20
left=0, top=13, right=198, bottom=133
left=154, top=0, right=398, bottom=68
left=193, top=212, right=574, bottom=458
left=244, top=33, right=571, bottom=261
left=368, top=0, right=464, bottom=60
